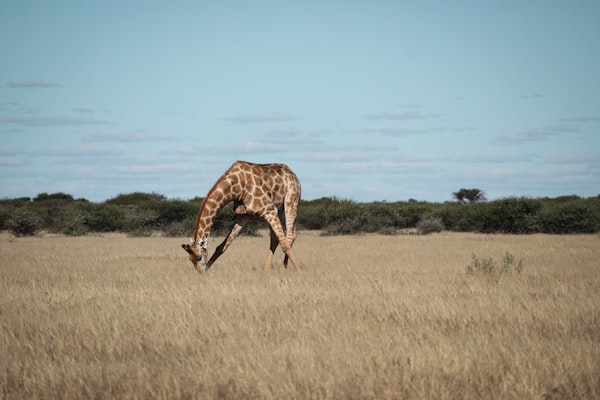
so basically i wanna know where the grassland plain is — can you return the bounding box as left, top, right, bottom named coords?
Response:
left=1, top=231, right=599, bottom=399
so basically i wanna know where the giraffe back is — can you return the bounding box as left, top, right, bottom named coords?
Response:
left=225, top=161, right=300, bottom=210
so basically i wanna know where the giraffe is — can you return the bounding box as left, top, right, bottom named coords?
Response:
left=181, top=160, right=301, bottom=272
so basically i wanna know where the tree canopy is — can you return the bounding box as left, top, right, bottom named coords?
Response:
left=452, top=188, right=487, bottom=204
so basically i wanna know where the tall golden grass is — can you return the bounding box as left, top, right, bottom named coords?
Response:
left=1, top=231, right=599, bottom=399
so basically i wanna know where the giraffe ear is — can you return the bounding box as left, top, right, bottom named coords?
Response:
left=182, top=243, right=191, bottom=253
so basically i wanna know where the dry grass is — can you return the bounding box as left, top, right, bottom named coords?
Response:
left=1, top=231, right=599, bottom=399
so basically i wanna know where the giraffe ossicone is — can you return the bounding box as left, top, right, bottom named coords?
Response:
left=181, top=160, right=301, bottom=272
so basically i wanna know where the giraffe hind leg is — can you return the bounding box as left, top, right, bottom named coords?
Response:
left=264, top=227, right=278, bottom=270
left=283, top=198, right=299, bottom=270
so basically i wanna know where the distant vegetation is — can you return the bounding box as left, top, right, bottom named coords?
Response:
left=1, top=191, right=599, bottom=237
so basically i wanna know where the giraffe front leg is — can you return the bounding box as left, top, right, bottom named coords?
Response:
left=206, top=222, right=244, bottom=269
left=283, top=246, right=300, bottom=271
left=281, top=237, right=295, bottom=269
left=264, top=251, right=274, bottom=270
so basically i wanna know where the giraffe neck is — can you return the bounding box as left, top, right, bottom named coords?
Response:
left=192, top=176, right=234, bottom=246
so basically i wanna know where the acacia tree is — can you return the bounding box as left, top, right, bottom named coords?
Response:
left=453, top=188, right=487, bottom=204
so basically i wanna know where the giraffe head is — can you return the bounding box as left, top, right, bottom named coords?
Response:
left=181, top=240, right=208, bottom=272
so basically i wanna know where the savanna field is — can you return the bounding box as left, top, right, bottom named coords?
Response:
left=1, top=231, right=599, bottom=399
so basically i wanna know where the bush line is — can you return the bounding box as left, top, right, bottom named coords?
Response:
left=1, top=193, right=599, bottom=236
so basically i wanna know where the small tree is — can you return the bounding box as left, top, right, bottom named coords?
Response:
left=453, top=188, right=487, bottom=204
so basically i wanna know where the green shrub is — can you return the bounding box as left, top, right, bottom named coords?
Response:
left=0, top=206, right=11, bottom=231
left=501, top=252, right=524, bottom=274
left=7, top=207, right=41, bottom=236
left=539, top=198, right=600, bottom=233
left=297, top=206, right=325, bottom=230
left=123, top=208, right=160, bottom=235
left=84, top=204, right=127, bottom=232
left=431, top=203, right=469, bottom=232
left=473, top=197, right=542, bottom=233
left=322, top=199, right=365, bottom=235
left=33, top=192, right=75, bottom=204
left=363, top=202, right=397, bottom=232
left=395, top=203, right=434, bottom=228
left=416, top=215, right=444, bottom=234
left=52, top=205, right=90, bottom=236
left=140, top=199, right=195, bottom=226
left=297, top=198, right=334, bottom=230
left=318, top=199, right=434, bottom=235
left=466, top=252, right=524, bottom=276
left=466, top=254, right=496, bottom=275
left=163, top=217, right=195, bottom=237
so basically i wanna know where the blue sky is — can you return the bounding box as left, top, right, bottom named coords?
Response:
left=1, top=1, right=599, bottom=202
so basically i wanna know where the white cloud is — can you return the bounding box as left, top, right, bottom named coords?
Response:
left=83, top=131, right=177, bottom=143
left=486, top=167, right=520, bottom=177
left=0, top=147, right=17, bottom=156
left=496, top=124, right=580, bottom=143
left=398, top=103, right=427, bottom=108
left=262, top=129, right=323, bottom=145
left=299, top=151, right=377, bottom=162
left=173, top=141, right=290, bottom=156
left=336, top=160, right=440, bottom=174
left=30, top=143, right=120, bottom=157
left=518, top=92, right=544, bottom=99
left=5, top=79, right=60, bottom=88
left=556, top=116, right=600, bottom=123
left=218, top=112, right=296, bottom=124
left=0, top=156, right=30, bottom=167
left=296, top=143, right=397, bottom=163
left=557, top=163, right=591, bottom=174
left=71, top=107, right=95, bottom=113
left=264, top=127, right=303, bottom=136
left=361, top=127, right=446, bottom=136
left=544, top=155, right=599, bottom=164
left=171, top=129, right=328, bottom=157
left=452, top=126, right=478, bottom=132
left=445, top=154, right=538, bottom=163
left=114, top=162, right=191, bottom=174
left=364, top=111, right=441, bottom=120
left=0, top=147, right=28, bottom=167
left=527, top=167, right=597, bottom=185
left=0, top=115, right=111, bottom=127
